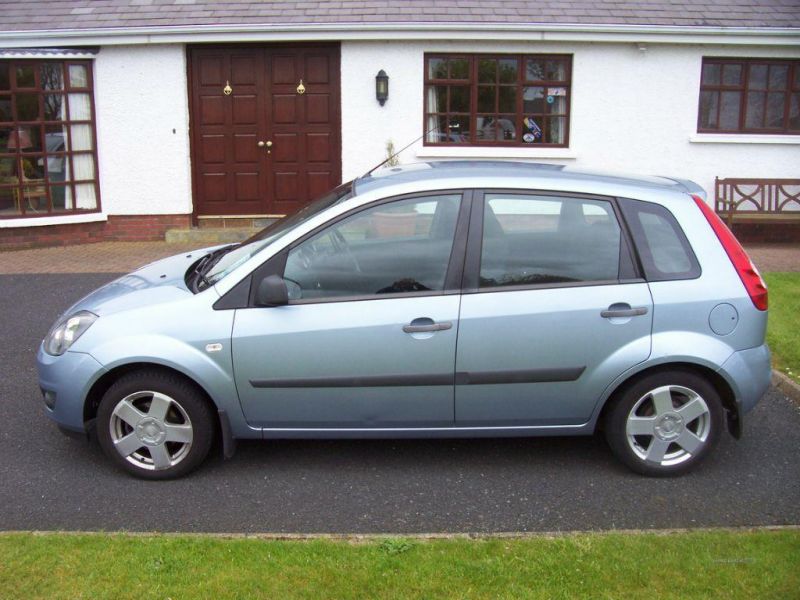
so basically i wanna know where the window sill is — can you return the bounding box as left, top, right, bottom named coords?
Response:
left=415, top=146, right=578, bottom=159
left=689, top=133, right=800, bottom=145
left=0, top=212, right=106, bottom=228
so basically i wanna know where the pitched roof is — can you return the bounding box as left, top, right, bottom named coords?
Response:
left=0, top=0, right=798, bottom=32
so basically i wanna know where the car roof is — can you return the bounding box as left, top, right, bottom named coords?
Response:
left=353, top=161, right=704, bottom=199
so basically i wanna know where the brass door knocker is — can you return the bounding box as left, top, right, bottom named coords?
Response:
left=223, top=80, right=232, bottom=96
left=296, top=79, right=306, bottom=95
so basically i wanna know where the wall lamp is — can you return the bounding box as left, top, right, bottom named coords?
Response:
left=375, top=70, right=389, bottom=106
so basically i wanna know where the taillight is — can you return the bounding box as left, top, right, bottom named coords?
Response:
left=692, top=195, right=767, bottom=311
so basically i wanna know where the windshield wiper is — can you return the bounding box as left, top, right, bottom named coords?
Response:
left=191, top=245, right=235, bottom=291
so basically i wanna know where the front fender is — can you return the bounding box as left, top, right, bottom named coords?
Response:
left=88, top=334, right=256, bottom=437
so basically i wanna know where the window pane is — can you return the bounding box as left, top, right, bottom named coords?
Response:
left=72, top=153, right=95, bottom=180
left=0, top=64, right=9, bottom=90
left=748, top=64, right=767, bottom=90
left=50, top=184, right=71, bottom=212
left=722, top=64, right=742, bottom=85
left=745, top=92, right=765, bottom=128
left=425, top=86, right=447, bottom=112
left=790, top=94, right=800, bottom=130
left=766, top=92, right=786, bottom=128
left=21, top=154, right=45, bottom=179
left=699, top=91, right=719, bottom=128
left=284, top=195, right=461, bottom=300
left=448, top=115, right=470, bottom=142
left=0, top=126, right=9, bottom=148
left=449, top=85, right=469, bottom=112
left=0, top=186, right=19, bottom=216
left=70, top=124, right=93, bottom=151
left=719, top=91, right=741, bottom=129
left=22, top=180, right=48, bottom=213
left=498, top=86, right=516, bottom=112
left=498, top=58, right=518, bottom=83
left=477, top=86, right=494, bottom=112
left=68, top=65, right=88, bottom=88
left=0, top=156, right=15, bottom=177
left=480, top=195, right=621, bottom=287
left=521, top=116, right=543, bottom=143
left=526, top=59, right=545, bottom=81
left=637, top=211, right=692, bottom=275
left=68, top=93, right=91, bottom=120
left=15, top=65, right=35, bottom=88
left=449, top=58, right=469, bottom=79
left=16, top=125, right=42, bottom=153
left=0, top=97, right=10, bottom=122
left=74, top=182, right=96, bottom=209
left=702, top=63, right=720, bottom=85
left=43, top=94, right=66, bottom=121
left=428, top=58, right=447, bottom=80
left=546, top=88, right=568, bottom=114
left=544, top=117, right=566, bottom=144
left=16, top=94, right=40, bottom=120
left=523, top=86, right=544, bottom=113
left=40, top=64, right=64, bottom=91
left=768, top=65, right=788, bottom=90
left=545, top=59, right=566, bottom=80
left=425, top=115, right=447, bottom=142
left=478, top=59, right=496, bottom=83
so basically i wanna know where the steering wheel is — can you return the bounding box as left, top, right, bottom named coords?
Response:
left=332, top=230, right=362, bottom=274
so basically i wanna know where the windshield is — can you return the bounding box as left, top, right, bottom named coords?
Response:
left=196, top=181, right=354, bottom=289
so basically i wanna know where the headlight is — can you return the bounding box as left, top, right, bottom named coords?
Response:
left=44, top=311, right=98, bottom=356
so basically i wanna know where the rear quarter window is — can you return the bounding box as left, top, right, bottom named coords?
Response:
left=619, top=198, right=701, bottom=281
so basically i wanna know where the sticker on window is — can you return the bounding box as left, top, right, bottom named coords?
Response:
left=523, top=117, right=542, bottom=143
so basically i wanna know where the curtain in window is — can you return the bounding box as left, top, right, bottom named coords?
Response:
left=68, top=93, right=96, bottom=209
left=426, top=87, right=440, bottom=143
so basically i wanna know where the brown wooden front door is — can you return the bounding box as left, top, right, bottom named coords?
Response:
left=189, top=45, right=341, bottom=217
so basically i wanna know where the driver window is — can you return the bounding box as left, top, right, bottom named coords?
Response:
left=284, top=194, right=461, bottom=301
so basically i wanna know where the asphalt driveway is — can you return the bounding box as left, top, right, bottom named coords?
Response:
left=1, top=272, right=798, bottom=533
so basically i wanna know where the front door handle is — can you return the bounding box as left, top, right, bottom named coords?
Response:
left=601, top=306, right=649, bottom=318
left=403, top=321, right=453, bottom=334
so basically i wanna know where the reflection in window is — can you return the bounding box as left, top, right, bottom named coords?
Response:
left=698, top=58, right=800, bottom=134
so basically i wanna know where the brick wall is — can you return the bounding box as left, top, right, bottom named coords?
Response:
left=0, top=214, right=192, bottom=250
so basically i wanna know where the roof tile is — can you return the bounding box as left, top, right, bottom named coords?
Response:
left=0, top=0, right=796, bottom=31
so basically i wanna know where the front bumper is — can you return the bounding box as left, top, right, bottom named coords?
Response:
left=718, top=343, right=772, bottom=417
left=36, top=344, right=107, bottom=433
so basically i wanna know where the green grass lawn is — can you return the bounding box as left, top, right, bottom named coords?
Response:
left=1, top=530, right=798, bottom=599
left=765, top=272, right=800, bottom=382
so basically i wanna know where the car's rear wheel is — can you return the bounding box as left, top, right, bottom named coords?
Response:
left=97, top=370, right=215, bottom=479
left=604, top=370, right=724, bottom=476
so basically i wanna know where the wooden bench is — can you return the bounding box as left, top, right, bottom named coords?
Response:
left=715, top=178, right=800, bottom=227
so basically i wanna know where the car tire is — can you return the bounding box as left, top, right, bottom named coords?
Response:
left=604, top=370, right=724, bottom=477
left=96, top=370, right=215, bottom=480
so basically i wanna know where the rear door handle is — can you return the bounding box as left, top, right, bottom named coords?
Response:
left=601, top=306, right=649, bottom=318
left=403, top=321, right=453, bottom=333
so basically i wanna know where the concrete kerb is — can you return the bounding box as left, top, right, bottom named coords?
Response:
left=773, top=370, right=800, bottom=406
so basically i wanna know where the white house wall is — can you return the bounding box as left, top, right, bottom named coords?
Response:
left=94, top=44, right=192, bottom=216
left=341, top=41, right=800, bottom=199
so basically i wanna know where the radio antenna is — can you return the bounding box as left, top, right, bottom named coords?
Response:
left=360, top=123, right=442, bottom=178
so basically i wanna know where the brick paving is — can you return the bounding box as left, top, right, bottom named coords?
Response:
left=0, top=240, right=797, bottom=275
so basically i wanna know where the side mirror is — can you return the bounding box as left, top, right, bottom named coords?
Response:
left=255, top=275, right=289, bottom=307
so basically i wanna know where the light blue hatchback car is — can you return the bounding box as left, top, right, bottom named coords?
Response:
left=37, top=162, right=771, bottom=479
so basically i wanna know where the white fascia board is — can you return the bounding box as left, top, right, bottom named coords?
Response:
left=0, top=23, right=798, bottom=47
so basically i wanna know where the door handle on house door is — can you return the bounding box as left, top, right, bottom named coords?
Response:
left=257, top=140, right=273, bottom=153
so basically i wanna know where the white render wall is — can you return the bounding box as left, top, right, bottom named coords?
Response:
left=94, top=44, right=192, bottom=215
left=341, top=40, right=800, bottom=199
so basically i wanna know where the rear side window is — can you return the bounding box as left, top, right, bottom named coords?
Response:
left=619, top=198, right=700, bottom=281
left=479, top=194, right=623, bottom=287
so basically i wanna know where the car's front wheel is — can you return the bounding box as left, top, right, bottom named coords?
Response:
left=604, top=370, right=724, bottom=476
left=96, top=370, right=215, bottom=479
